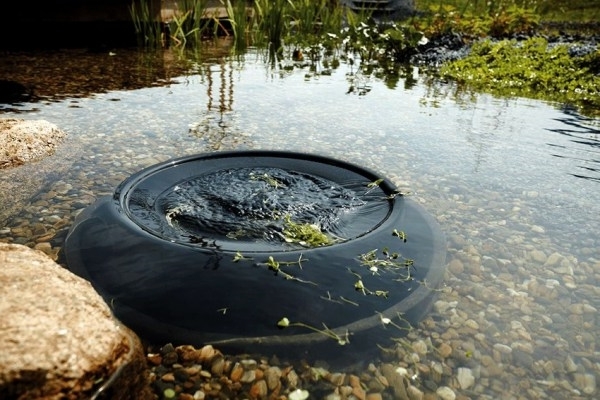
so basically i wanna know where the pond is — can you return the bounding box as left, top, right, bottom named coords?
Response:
left=1, top=41, right=599, bottom=398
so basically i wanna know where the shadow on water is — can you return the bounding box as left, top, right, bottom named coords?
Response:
left=547, top=104, right=600, bottom=183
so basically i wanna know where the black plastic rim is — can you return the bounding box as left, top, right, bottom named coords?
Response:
left=64, top=150, right=447, bottom=363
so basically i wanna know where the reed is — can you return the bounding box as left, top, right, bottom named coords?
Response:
left=225, top=0, right=253, bottom=51
left=288, top=0, right=343, bottom=38
left=131, top=0, right=370, bottom=52
left=169, top=0, right=213, bottom=47
left=129, top=0, right=163, bottom=48
left=252, top=0, right=292, bottom=54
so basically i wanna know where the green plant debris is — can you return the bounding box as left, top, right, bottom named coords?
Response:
left=277, top=317, right=350, bottom=345
left=227, top=229, right=247, bottom=239
left=386, top=190, right=405, bottom=200
left=360, top=247, right=413, bottom=272
left=282, top=214, right=331, bottom=247
left=266, top=254, right=307, bottom=269
left=417, top=278, right=444, bottom=292
left=232, top=251, right=253, bottom=262
left=163, top=388, right=176, bottom=399
left=320, top=290, right=360, bottom=306
left=249, top=172, right=286, bottom=188
left=367, top=178, right=384, bottom=188
left=258, top=254, right=318, bottom=285
left=377, top=311, right=413, bottom=332
left=393, top=229, right=407, bottom=242
left=365, top=178, right=385, bottom=195
left=348, top=269, right=390, bottom=297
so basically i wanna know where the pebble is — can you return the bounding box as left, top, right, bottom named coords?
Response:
left=289, top=389, right=309, bottom=400
left=456, top=368, right=474, bottom=390
left=436, top=386, right=456, bottom=400
left=574, top=373, right=596, bottom=394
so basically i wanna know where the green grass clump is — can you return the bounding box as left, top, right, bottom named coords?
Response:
left=414, top=0, right=600, bottom=23
left=440, top=37, right=600, bottom=114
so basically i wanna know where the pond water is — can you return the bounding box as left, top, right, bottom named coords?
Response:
left=1, top=42, right=599, bottom=398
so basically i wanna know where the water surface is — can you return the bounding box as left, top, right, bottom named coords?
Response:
left=1, top=45, right=599, bottom=398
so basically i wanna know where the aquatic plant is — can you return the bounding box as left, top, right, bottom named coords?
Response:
left=416, top=0, right=600, bottom=24
left=277, top=317, right=351, bottom=345
left=249, top=171, right=284, bottom=188
left=168, top=0, right=215, bottom=47
left=225, top=0, right=253, bottom=50
left=232, top=251, right=252, bottom=262
left=281, top=215, right=332, bottom=247
left=358, top=246, right=414, bottom=281
left=233, top=253, right=319, bottom=284
left=129, top=0, right=163, bottom=47
left=440, top=37, right=600, bottom=115
left=349, top=269, right=390, bottom=297
left=377, top=311, right=413, bottom=332
left=287, top=0, right=344, bottom=45
left=252, top=0, right=291, bottom=57
left=413, top=3, right=539, bottom=38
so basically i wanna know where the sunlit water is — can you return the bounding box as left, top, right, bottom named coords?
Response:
left=1, top=47, right=599, bottom=398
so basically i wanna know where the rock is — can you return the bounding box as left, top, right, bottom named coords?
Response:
left=436, top=386, right=456, bottom=400
left=456, top=367, right=475, bottom=389
left=0, top=118, right=66, bottom=169
left=574, top=373, right=596, bottom=395
left=529, top=249, right=547, bottom=264
left=265, top=366, right=282, bottom=391
left=249, top=379, right=268, bottom=398
left=406, top=384, right=424, bottom=400
left=437, top=343, right=453, bottom=358
left=0, top=243, right=151, bottom=399
left=380, top=363, right=409, bottom=400
left=289, top=388, right=310, bottom=400
left=447, top=259, right=464, bottom=274
left=0, top=119, right=77, bottom=226
left=544, top=252, right=565, bottom=267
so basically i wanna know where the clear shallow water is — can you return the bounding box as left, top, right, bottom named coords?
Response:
left=1, top=47, right=599, bottom=398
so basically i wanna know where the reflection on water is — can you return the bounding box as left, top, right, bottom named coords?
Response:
left=548, top=104, right=600, bottom=182
left=1, top=44, right=599, bottom=398
left=189, top=62, right=243, bottom=150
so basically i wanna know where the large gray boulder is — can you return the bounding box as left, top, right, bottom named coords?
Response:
left=0, top=243, right=152, bottom=399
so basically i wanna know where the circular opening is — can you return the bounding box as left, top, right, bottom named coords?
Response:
left=64, top=150, right=446, bottom=363
left=120, top=151, right=396, bottom=252
left=127, top=169, right=391, bottom=252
